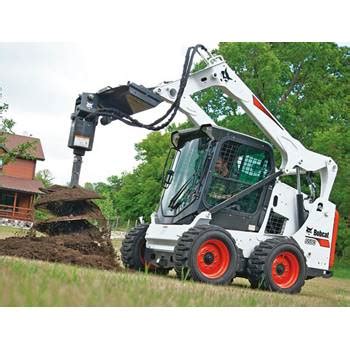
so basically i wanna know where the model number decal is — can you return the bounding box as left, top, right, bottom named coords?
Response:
left=305, top=238, right=316, bottom=246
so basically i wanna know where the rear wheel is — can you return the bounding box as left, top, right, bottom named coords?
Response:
left=120, top=225, right=170, bottom=275
left=247, top=237, right=306, bottom=294
left=174, top=225, right=240, bottom=285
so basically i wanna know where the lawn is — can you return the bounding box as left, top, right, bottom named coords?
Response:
left=0, top=234, right=349, bottom=306
left=0, top=255, right=350, bottom=306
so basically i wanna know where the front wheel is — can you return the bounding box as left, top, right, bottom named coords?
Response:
left=120, top=224, right=170, bottom=275
left=247, top=237, right=306, bottom=294
left=174, top=225, right=241, bottom=285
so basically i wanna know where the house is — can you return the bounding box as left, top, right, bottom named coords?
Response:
left=0, top=133, right=45, bottom=227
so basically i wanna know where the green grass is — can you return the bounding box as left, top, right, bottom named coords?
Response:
left=1, top=255, right=350, bottom=306
left=1, top=235, right=350, bottom=306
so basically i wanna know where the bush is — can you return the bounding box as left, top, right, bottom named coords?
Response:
left=336, top=218, right=350, bottom=260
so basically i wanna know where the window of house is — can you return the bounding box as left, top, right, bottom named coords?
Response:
left=0, top=191, right=15, bottom=209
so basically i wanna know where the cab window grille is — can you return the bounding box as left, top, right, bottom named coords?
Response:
left=206, top=140, right=271, bottom=214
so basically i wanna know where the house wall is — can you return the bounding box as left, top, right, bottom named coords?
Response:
left=2, top=158, right=36, bottom=179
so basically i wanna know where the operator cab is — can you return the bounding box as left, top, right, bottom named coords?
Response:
left=155, top=125, right=275, bottom=232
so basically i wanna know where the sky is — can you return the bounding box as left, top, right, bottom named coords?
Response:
left=0, top=42, right=218, bottom=185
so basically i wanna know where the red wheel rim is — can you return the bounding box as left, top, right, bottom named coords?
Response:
left=271, top=251, right=300, bottom=288
left=197, top=239, right=230, bottom=279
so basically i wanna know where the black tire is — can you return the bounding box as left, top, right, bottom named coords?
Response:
left=247, top=237, right=306, bottom=294
left=120, top=224, right=170, bottom=275
left=174, top=225, right=241, bottom=285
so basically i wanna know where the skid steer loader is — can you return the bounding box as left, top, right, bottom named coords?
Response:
left=64, top=44, right=339, bottom=294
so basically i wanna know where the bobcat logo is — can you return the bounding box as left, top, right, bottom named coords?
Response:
left=306, top=226, right=329, bottom=238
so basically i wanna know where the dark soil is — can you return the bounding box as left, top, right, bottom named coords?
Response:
left=0, top=232, right=118, bottom=270
left=35, top=185, right=102, bottom=207
left=0, top=185, right=120, bottom=271
left=34, top=218, right=98, bottom=236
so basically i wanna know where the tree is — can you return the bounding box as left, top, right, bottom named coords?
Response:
left=195, top=43, right=349, bottom=140
left=114, top=131, right=170, bottom=222
left=35, top=169, right=54, bottom=188
left=1, top=87, right=15, bottom=134
left=85, top=175, right=123, bottom=221
left=0, top=88, right=36, bottom=164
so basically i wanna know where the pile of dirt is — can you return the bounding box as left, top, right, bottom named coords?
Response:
left=0, top=232, right=117, bottom=270
left=35, top=185, right=103, bottom=206
left=0, top=185, right=119, bottom=271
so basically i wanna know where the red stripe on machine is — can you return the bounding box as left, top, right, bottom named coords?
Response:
left=252, top=96, right=283, bottom=129
left=317, top=238, right=330, bottom=248
left=329, top=210, right=340, bottom=268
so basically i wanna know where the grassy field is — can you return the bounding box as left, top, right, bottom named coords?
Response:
left=0, top=232, right=349, bottom=306
left=1, top=256, right=350, bottom=306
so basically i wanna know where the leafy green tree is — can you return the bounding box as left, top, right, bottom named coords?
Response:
left=0, top=89, right=36, bottom=164
left=1, top=88, right=15, bottom=135
left=35, top=169, right=54, bottom=188
left=85, top=175, right=123, bottom=221
left=114, top=131, right=170, bottom=222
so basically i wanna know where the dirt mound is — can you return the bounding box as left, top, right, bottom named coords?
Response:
left=0, top=233, right=117, bottom=270
left=0, top=185, right=119, bottom=271
left=35, top=185, right=103, bottom=206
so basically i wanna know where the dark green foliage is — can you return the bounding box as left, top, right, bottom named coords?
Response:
left=336, top=221, right=350, bottom=262
left=84, top=175, right=123, bottom=221
left=114, top=132, right=169, bottom=222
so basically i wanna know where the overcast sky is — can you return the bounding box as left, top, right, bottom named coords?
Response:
left=0, top=42, right=219, bottom=185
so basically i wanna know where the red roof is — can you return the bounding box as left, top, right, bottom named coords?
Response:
left=0, top=175, right=44, bottom=194
left=0, top=133, right=45, bottom=160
